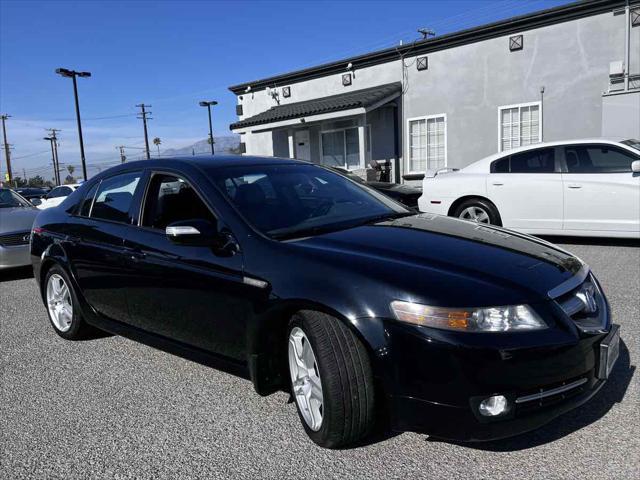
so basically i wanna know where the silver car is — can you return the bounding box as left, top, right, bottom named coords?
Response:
left=0, top=189, right=40, bottom=269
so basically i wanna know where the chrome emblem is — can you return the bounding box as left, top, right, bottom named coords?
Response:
left=22, top=234, right=31, bottom=242
left=576, top=284, right=597, bottom=314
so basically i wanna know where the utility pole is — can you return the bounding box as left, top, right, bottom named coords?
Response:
left=55, top=68, right=91, bottom=181
left=43, top=136, right=59, bottom=186
left=199, top=100, right=218, bottom=155
left=48, top=129, right=61, bottom=185
left=117, top=145, right=126, bottom=164
left=1, top=114, right=13, bottom=183
left=136, top=104, right=152, bottom=159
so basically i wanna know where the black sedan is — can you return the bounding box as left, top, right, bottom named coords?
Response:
left=31, top=156, right=619, bottom=448
left=14, top=187, right=49, bottom=202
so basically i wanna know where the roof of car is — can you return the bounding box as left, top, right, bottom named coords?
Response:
left=463, top=137, right=633, bottom=172
left=102, top=155, right=304, bottom=173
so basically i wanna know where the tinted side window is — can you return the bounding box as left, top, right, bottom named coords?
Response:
left=142, top=174, right=215, bottom=230
left=510, top=148, right=555, bottom=173
left=78, top=182, right=99, bottom=217
left=491, top=157, right=509, bottom=173
left=565, top=145, right=636, bottom=173
left=90, top=172, right=141, bottom=223
left=48, top=186, right=70, bottom=198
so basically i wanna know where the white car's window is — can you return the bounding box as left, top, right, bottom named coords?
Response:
left=565, top=145, right=637, bottom=174
left=491, top=148, right=555, bottom=173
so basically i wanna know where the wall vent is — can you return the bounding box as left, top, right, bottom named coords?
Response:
left=342, top=73, right=352, bottom=86
left=417, top=56, right=428, bottom=71
left=282, top=86, right=291, bottom=98
left=236, top=104, right=243, bottom=116
left=509, top=35, right=523, bottom=51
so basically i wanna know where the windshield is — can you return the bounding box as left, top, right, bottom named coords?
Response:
left=0, top=189, right=32, bottom=208
left=621, top=139, right=640, bottom=152
left=208, top=164, right=410, bottom=239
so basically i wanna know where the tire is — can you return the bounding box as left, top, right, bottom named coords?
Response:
left=453, top=198, right=501, bottom=226
left=43, top=264, right=93, bottom=340
left=287, top=311, right=375, bottom=449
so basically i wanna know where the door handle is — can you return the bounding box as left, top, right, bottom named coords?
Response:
left=567, top=184, right=582, bottom=189
left=492, top=182, right=504, bottom=186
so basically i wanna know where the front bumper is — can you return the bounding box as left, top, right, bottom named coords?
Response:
left=378, top=310, right=617, bottom=442
left=0, top=244, right=31, bottom=269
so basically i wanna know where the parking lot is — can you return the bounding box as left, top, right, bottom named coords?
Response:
left=1, top=237, right=638, bottom=479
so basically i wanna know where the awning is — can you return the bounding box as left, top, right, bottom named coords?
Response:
left=230, top=82, right=401, bottom=130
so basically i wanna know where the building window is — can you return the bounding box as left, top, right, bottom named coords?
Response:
left=499, top=102, right=541, bottom=152
left=407, top=115, right=446, bottom=172
left=321, top=127, right=361, bottom=170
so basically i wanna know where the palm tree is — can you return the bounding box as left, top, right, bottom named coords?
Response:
left=153, top=137, right=162, bottom=157
left=65, top=165, right=76, bottom=184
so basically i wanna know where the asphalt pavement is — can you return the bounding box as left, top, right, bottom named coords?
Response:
left=1, top=237, right=638, bottom=479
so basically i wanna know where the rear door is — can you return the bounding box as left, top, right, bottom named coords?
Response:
left=487, top=147, right=563, bottom=231
left=66, top=171, right=143, bottom=322
left=561, top=143, right=640, bottom=233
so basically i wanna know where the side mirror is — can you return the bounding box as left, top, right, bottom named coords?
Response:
left=30, top=198, right=42, bottom=206
left=165, top=219, right=239, bottom=255
left=632, top=160, right=640, bottom=173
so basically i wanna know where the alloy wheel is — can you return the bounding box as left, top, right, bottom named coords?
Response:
left=459, top=206, right=490, bottom=223
left=46, top=273, right=73, bottom=332
left=288, top=327, right=324, bottom=431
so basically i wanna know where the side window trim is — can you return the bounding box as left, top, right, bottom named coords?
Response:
left=138, top=170, right=218, bottom=231
left=492, top=147, right=558, bottom=174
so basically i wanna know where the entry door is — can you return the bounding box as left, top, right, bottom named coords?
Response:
left=561, top=144, right=640, bottom=233
left=487, top=147, right=563, bottom=230
left=294, top=130, right=311, bottom=161
left=123, top=173, right=251, bottom=361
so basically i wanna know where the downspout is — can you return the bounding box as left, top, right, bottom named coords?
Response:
left=624, top=1, right=630, bottom=92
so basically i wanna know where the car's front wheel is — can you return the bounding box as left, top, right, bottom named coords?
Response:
left=287, top=311, right=375, bottom=448
left=453, top=198, right=501, bottom=225
left=44, top=265, right=93, bottom=340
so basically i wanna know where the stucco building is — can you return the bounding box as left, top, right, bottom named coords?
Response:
left=229, top=0, right=640, bottom=183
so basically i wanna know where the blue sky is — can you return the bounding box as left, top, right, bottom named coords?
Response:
left=0, top=0, right=568, bottom=179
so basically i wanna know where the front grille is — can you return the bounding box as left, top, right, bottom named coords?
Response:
left=555, top=274, right=607, bottom=333
left=0, top=230, right=31, bottom=247
left=515, top=375, right=590, bottom=415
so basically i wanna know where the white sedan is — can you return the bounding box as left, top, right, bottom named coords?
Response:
left=36, top=184, right=81, bottom=210
left=418, top=138, right=640, bottom=238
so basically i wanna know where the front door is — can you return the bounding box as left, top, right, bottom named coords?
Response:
left=123, top=172, right=250, bottom=361
left=294, top=130, right=311, bottom=161
left=487, top=147, right=563, bottom=231
left=561, top=143, right=640, bottom=233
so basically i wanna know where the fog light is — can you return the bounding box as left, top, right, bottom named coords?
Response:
left=479, top=395, right=508, bottom=416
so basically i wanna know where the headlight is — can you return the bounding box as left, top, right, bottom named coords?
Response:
left=390, top=301, right=547, bottom=332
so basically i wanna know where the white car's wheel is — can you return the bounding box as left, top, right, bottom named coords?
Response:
left=453, top=199, right=501, bottom=226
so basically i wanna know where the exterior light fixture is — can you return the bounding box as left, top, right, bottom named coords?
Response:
left=342, top=73, right=352, bottom=86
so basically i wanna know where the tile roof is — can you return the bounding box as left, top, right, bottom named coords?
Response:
left=230, top=82, right=402, bottom=130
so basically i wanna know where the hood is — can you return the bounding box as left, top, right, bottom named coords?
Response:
left=292, top=213, right=582, bottom=306
left=0, top=207, right=40, bottom=233
left=367, top=182, right=421, bottom=195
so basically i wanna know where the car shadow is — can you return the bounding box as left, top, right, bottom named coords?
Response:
left=0, top=266, right=33, bottom=282
left=434, top=339, right=634, bottom=452
left=538, top=236, right=640, bottom=247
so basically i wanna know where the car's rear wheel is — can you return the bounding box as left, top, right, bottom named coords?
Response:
left=453, top=198, right=501, bottom=226
left=44, top=265, right=92, bottom=340
left=287, top=311, right=375, bottom=448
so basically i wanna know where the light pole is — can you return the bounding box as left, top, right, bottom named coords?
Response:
left=55, top=68, right=91, bottom=181
left=199, top=100, right=218, bottom=155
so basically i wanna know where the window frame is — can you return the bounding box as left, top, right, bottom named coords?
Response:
left=74, top=180, right=101, bottom=218
left=559, top=143, right=640, bottom=174
left=497, top=101, right=542, bottom=152
left=47, top=186, right=72, bottom=199
left=406, top=113, right=447, bottom=174
left=318, top=125, right=369, bottom=171
left=137, top=170, right=219, bottom=233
